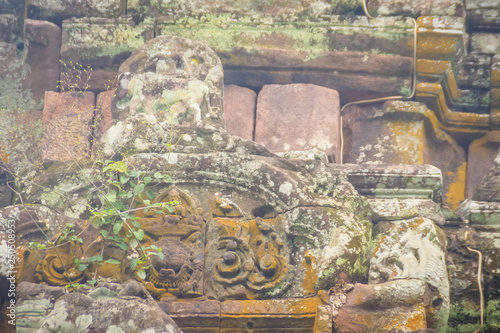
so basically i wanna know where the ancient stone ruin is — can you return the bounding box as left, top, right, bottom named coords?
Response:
left=1, top=0, right=500, bottom=332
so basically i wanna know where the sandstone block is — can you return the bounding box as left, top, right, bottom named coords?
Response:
left=0, top=14, right=21, bottom=43
left=367, top=0, right=464, bottom=17
left=335, top=280, right=429, bottom=333
left=42, top=91, right=95, bottom=162
left=466, top=132, right=500, bottom=199
left=60, top=16, right=154, bottom=92
left=473, top=147, right=500, bottom=202
left=93, top=90, right=114, bottom=143
left=27, top=0, right=124, bottom=22
left=130, top=0, right=358, bottom=17
left=471, top=33, right=500, bottom=55
left=255, top=84, right=341, bottom=162
left=23, top=19, right=61, bottom=103
left=157, top=15, right=414, bottom=96
left=0, top=108, right=42, bottom=171
left=223, top=85, right=256, bottom=141
left=343, top=101, right=467, bottom=210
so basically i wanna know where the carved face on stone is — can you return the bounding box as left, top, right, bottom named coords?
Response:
left=111, top=36, right=224, bottom=128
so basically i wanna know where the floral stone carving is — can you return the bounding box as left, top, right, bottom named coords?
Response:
left=134, top=186, right=205, bottom=299
left=205, top=195, right=289, bottom=300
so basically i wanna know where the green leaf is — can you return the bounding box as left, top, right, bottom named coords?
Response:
left=153, top=172, right=163, bottom=179
left=120, top=174, right=130, bottom=184
left=78, top=263, right=89, bottom=271
left=105, top=190, right=117, bottom=204
left=151, top=251, right=164, bottom=260
left=117, top=242, right=128, bottom=251
left=115, top=161, right=127, bottom=173
left=100, top=230, right=109, bottom=238
left=163, top=175, right=172, bottom=182
left=105, top=259, right=121, bottom=265
left=135, top=229, right=145, bottom=241
left=90, top=216, right=101, bottom=228
left=134, top=183, right=145, bottom=195
left=146, top=189, right=155, bottom=200
left=113, top=222, right=123, bottom=234
left=130, top=258, right=138, bottom=270
left=87, top=279, right=97, bottom=286
left=132, top=220, right=141, bottom=228
left=87, top=255, right=103, bottom=262
left=137, top=269, right=146, bottom=280
left=129, top=238, right=138, bottom=249
left=166, top=205, right=174, bottom=213
left=143, top=176, right=152, bottom=184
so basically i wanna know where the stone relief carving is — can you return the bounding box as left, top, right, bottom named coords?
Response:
left=206, top=194, right=289, bottom=300
left=134, top=187, right=205, bottom=299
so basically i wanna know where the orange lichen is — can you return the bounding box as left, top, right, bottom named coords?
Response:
left=301, top=250, right=318, bottom=295
left=445, top=162, right=466, bottom=210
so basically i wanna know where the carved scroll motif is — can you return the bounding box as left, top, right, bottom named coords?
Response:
left=206, top=195, right=289, bottom=300
left=134, top=187, right=205, bottom=299
left=35, top=239, right=85, bottom=286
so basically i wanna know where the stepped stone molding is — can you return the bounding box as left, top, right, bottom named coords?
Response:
left=340, top=164, right=443, bottom=202
left=416, top=82, right=490, bottom=139
left=457, top=199, right=500, bottom=225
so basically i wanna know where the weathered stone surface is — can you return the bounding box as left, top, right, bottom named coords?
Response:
left=60, top=16, right=154, bottom=92
left=157, top=15, right=414, bottom=96
left=0, top=42, right=34, bottom=110
left=492, top=55, right=500, bottom=129
left=466, top=0, right=500, bottom=31
left=221, top=297, right=322, bottom=332
left=368, top=198, right=446, bottom=225
left=23, top=19, right=61, bottom=103
left=0, top=163, right=13, bottom=208
left=32, top=280, right=182, bottom=333
left=335, top=279, right=431, bottom=333
left=223, top=85, right=256, bottom=141
left=255, top=84, right=341, bottom=162
left=158, top=299, right=220, bottom=333
left=0, top=108, right=42, bottom=172
left=28, top=0, right=124, bottom=21
left=466, top=132, right=500, bottom=199
left=16, top=282, right=66, bottom=333
left=369, top=217, right=449, bottom=332
left=341, top=163, right=443, bottom=201
left=471, top=33, right=500, bottom=55
left=93, top=90, right=114, bottom=145
left=343, top=101, right=466, bottom=210
left=285, top=206, right=372, bottom=294
left=129, top=0, right=361, bottom=17
left=42, top=91, right=94, bottom=162
left=473, top=147, right=500, bottom=202
left=367, top=0, right=464, bottom=17
left=0, top=14, right=22, bottom=43
left=457, top=199, right=500, bottom=224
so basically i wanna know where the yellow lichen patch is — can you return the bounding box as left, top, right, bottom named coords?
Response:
left=384, top=304, right=427, bottom=331
left=445, top=162, right=466, bottom=210
left=417, top=35, right=458, bottom=57
left=221, top=297, right=322, bottom=316
left=301, top=251, right=318, bottom=295
left=387, top=119, right=425, bottom=164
